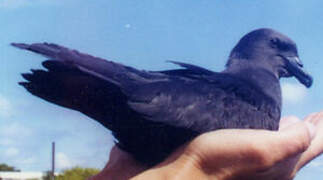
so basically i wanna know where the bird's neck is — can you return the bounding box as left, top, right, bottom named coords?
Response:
left=223, top=62, right=282, bottom=108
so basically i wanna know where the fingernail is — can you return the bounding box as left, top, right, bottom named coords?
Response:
left=286, top=116, right=301, bottom=124
left=279, top=116, right=301, bottom=130
left=304, top=112, right=318, bottom=121
left=305, top=121, right=316, bottom=139
left=308, top=112, right=318, bottom=117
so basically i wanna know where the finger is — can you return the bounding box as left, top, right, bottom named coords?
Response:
left=304, top=112, right=318, bottom=123
left=89, top=146, right=120, bottom=180
left=305, top=111, right=323, bottom=125
left=240, top=121, right=314, bottom=180
left=104, top=145, right=137, bottom=168
left=279, top=116, right=301, bottom=131
left=187, top=121, right=312, bottom=175
left=91, top=146, right=147, bottom=180
left=265, top=121, right=313, bottom=167
left=295, top=111, right=323, bottom=171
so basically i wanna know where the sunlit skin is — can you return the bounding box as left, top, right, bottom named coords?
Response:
left=89, top=111, right=323, bottom=180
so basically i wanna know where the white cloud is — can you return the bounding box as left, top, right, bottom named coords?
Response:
left=0, top=0, right=28, bottom=8
left=0, top=122, right=32, bottom=137
left=0, top=94, right=13, bottom=118
left=19, top=157, right=36, bottom=165
left=56, top=152, right=74, bottom=169
left=4, top=147, right=20, bottom=157
left=56, top=152, right=92, bottom=170
left=0, top=122, right=32, bottom=147
left=124, top=24, right=132, bottom=29
left=281, top=82, right=307, bottom=104
left=0, top=138, right=15, bottom=146
left=0, top=0, right=59, bottom=9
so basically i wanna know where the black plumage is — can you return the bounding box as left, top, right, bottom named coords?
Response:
left=13, top=28, right=312, bottom=166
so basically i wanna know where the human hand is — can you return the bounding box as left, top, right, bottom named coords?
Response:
left=90, top=112, right=323, bottom=180
left=87, top=145, right=148, bottom=180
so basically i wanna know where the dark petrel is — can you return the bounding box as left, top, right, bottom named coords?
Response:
left=12, top=28, right=313, bottom=166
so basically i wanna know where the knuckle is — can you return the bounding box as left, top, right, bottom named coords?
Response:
left=247, top=141, right=275, bottom=169
left=295, top=128, right=311, bottom=152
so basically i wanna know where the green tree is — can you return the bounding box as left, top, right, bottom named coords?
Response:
left=56, top=167, right=100, bottom=180
left=0, top=163, right=20, bottom=171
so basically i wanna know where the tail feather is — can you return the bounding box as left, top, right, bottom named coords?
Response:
left=19, top=69, right=78, bottom=109
left=12, top=42, right=149, bottom=87
left=42, top=60, right=75, bottom=72
left=13, top=42, right=169, bottom=131
left=19, top=64, right=128, bottom=131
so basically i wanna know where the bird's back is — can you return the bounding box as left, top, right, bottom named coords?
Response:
left=114, top=71, right=281, bottom=165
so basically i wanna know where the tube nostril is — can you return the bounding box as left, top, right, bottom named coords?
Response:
left=294, top=57, right=303, bottom=67
left=296, top=60, right=304, bottom=67
left=298, top=62, right=304, bottom=67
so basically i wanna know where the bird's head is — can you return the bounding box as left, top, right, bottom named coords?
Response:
left=227, top=28, right=313, bottom=88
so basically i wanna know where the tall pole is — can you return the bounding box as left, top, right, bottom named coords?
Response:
left=51, top=142, right=55, bottom=180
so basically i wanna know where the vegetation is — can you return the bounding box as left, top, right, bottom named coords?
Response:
left=0, top=164, right=99, bottom=180
left=55, top=167, right=100, bottom=180
left=0, top=163, right=20, bottom=171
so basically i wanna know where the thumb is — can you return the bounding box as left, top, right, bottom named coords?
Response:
left=273, top=121, right=315, bottom=163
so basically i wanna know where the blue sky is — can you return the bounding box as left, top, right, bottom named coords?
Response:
left=0, top=0, right=323, bottom=178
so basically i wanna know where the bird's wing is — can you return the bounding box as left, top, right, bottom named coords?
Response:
left=12, top=43, right=168, bottom=87
left=14, top=43, right=279, bottom=133
left=156, top=60, right=218, bottom=78
left=13, top=42, right=170, bottom=130
left=166, top=60, right=215, bottom=74
left=128, top=74, right=280, bottom=132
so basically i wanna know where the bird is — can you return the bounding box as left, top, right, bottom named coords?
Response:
left=12, top=28, right=313, bottom=166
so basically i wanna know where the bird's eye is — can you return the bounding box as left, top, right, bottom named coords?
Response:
left=270, top=38, right=289, bottom=51
left=270, top=38, right=280, bottom=48
left=270, top=38, right=279, bottom=45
